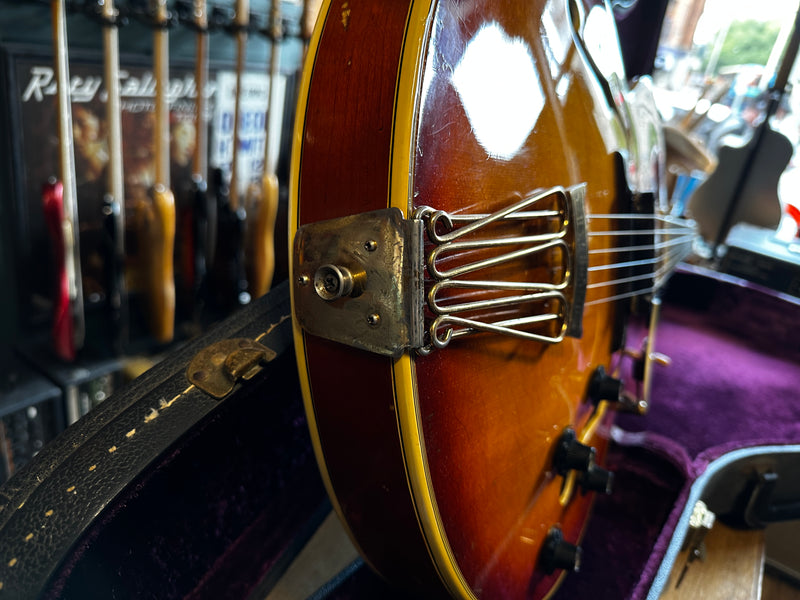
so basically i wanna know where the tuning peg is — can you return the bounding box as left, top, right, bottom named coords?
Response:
left=540, top=527, right=582, bottom=574
left=173, top=0, right=193, bottom=22
left=553, top=428, right=595, bottom=475
left=587, top=365, right=622, bottom=405
left=624, top=345, right=671, bottom=381
left=209, top=4, right=234, bottom=29
left=248, top=10, right=262, bottom=31
left=579, top=463, right=614, bottom=495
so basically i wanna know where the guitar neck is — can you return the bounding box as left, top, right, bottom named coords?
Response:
left=192, top=0, right=209, bottom=180
left=101, top=0, right=127, bottom=350
left=230, top=0, right=250, bottom=210
left=263, top=0, right=281, bottom=177
left=138, top=0, right=176, bottom=344
left=300, top=0, right=322, bottom=55
left=244, top=0, right=282, bottom=299
left=50, top=0, right=85, bottom=355
left=102, top=0, right=124, bottom=207
left=152, top=0, right=171, bottom=188
left=52, top=0, right=73, bottom=195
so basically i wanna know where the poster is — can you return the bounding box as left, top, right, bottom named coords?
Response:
left=210, top=69, right=286, bottom=198
left=5, top=45, right=283, bottom=330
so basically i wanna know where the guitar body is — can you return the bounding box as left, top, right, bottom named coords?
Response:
left=290, top=1, right=641, bottom=598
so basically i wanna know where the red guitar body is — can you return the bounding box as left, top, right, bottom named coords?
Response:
left=42, top=179, right=76, bottom=361
left=290, top=1, right=656, bottom=598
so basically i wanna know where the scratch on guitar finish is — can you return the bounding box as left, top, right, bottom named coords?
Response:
left=341, top=2, right=350, bottom=30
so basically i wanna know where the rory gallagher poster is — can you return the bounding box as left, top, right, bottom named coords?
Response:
left=2, top=45, right=276, bottom=331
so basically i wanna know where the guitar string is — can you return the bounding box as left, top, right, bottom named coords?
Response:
left=589, top=253, right=674, bottom=273
left=583, top=267, right=683, bottom=307
left=587, top=213, right=691, bottom=223
left=580, top=213, right=696, bottom=304
left=585, top=236, right=695, bottom=271
left=588, top=234, right=695, bottom=255
left=588, top=227, right=692, bottom=237
left=583, top=243, right=692, bottom=306
left=591, top=237, right=692, bottom=280
left=586, top=245, right=689, bottom=289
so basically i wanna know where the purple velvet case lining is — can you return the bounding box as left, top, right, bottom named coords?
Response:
left=44, top=265, right=800, bottom=599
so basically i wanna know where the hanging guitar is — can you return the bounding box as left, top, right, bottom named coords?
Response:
left=90, top=0, right=128, bottom=353
left=688, top=5, right=800, bottom=254
left=207, top=0, right=250, bottom=313
left=244, top=0, right=282, bottom=300
left=135, top=0, right=176, bottom=344
left=175, top=0, right=213, bottom=325
left=42, top=0, right=86, bottom=362
left=290, top=0, right=692, bottom=598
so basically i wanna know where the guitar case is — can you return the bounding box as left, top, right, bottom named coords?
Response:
left=0, top=270, right=799, bottom=600
left=0, top=281, right=330, bottom=600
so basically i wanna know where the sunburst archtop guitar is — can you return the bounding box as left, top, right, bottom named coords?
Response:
left=290, top=1, right=690, bottom=598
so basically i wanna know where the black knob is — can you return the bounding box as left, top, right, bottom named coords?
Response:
left=580, top=463, right=614, bottom=495
left=588, top=365, right=623, bottom=405
left=554, top=428, right=595, bottom=475
left=540, top=527, right=582, bottom=574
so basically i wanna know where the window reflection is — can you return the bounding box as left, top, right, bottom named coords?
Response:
left=451, top=22, right=544, bottom=161
left=583, top=4, right=627, bottom=83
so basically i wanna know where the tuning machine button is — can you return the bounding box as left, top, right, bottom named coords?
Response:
left=587, top=365, right=622, bottom=405
left=589, top=365, right=649, bottom=415
left=553, top=428, right=595, bottom=475
left=540, top=526, right=582, bottom=574
left=579, top=463, right=614, bottom=495
left=554, top=427, right=615, bottom=495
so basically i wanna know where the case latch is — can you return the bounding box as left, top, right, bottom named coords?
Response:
left=187, top=338, right=278, bottom=398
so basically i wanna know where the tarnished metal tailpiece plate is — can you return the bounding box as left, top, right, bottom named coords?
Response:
left=293, top=208, right=425, bottom=358
left=188, top=339, right=278, bottom=399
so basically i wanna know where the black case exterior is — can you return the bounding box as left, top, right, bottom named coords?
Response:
left=0, top=281, right=329, bottom=599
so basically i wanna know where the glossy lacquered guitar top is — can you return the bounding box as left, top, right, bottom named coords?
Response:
left=290, top=1, right=659, bottom=598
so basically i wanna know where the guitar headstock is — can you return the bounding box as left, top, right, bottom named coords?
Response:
left=149, top=0, right=170, bottom=26
left=233, top=0, right=250, bottom=30
left=125, top=0, right=173, bottom=27
left=267, top=0, right=282, bottom=41
left=175, top=0, right=208, bottom=30
left=99, top=0, right=116, bottom=21
left=192, top=0, right=208, bottom=30
left=74, top=0, right=127, bottom=28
